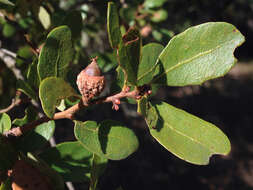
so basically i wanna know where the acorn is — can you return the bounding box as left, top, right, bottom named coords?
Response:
left=76, top=57, right=105, bottom=103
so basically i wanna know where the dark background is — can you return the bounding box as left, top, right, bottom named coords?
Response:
left=1, top=0, right=253, bottom=190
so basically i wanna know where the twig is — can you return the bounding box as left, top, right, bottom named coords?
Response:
left=3, top=88, right=142, bottom=138
left=0, top=99, right=22, bottom=114
left=0, top=47, right=24, bottom=80
left=0, top=91, right=30, bottom=114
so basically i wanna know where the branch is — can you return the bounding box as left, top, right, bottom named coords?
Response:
left=0, top=91, right=31, bottom=114
left=3, top=87, right=144, bottom=138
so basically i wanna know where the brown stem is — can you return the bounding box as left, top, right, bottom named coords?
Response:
left=3, top=88, right=140, bottom=137
left=0, top=94, right=30, bottom=114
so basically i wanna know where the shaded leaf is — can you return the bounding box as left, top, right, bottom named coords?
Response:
left=18, top=120, right=55, bottom=153
left=38, top=25, right=74, bottom=81
left=39, top=77, right=78, bottom=118
left=137, top=96, right=148, bottom=117
left=0, top=113, right=11, bottom=134
left=153, top=22, right=245, bottom=86
left=137, top=43, right=164, bottom=85
left=12, top=106, right=37, bottom=126
left=0, top=136, right=18, bottom=171
left=90, top=154, right=107, bottom=190
left=2, top=23, right=15, bottom=38
left=25, top=153, right=64, bottom=190
left=146, top=101, right=231, bottom=165
left=107, top=2, right=122, bottom=48
left=0, top=178, right=11, bottom=190
left=27, top=58, right=40, bottom=89
left=16, top=79, right=37, bottom=100
left=38, top=6, right=51, bottom=29
left=74, top=120, right=139, bottom=160
left=118, top=28, right=141, bottom=85
left=62, top=10, right=83, bottom=39
left=39, top=141, right=93, bottom=182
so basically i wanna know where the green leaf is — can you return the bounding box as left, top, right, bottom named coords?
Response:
left=107, top=2, right=122, bottom=48
left=118, top=28, right=142, bottom=85
left=39, top=141, right=93, bottom=182
left=16, top=79, right=37, bottom=100
left=153, top=22, right=245, bottom=86
left=0, top=178, right=12, bottom=190
left=27, top=58, right=40, bottom=89
left=74, top=120, right=139, bottom=160
left=39, top=77, right=78, bottom=118
left=38, top=25, right=74, bottom=81
left=12, top=106, right=37, bottom=126
left=89, top=154, right=108, bottom=190
left=0, top=113, right=11, bottom=134
left=2, top=23, right=15, bottom=38
left=62, top=10, right=83, bottom=39
left=146, top=101, right=231, bottom=165
left=0, top=136, right=18, bottom=171
left=137, top=43, right=164, bottom=85
left=18, top=120, right=55, bottom=153
left=137, top=96, right=148, bottom=117
left=144, top=0, right=167, bottom=8
left=38, top=6, right=51, bottom=29
left=0, top=0, right=14, bottom=6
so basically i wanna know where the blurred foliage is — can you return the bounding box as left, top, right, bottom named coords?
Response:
left=0, top=0, right=252, bottom=189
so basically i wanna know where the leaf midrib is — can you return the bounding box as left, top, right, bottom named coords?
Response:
left=138, top=37, right=237, bottom=82
left=163, top=121, right=215, bottom=153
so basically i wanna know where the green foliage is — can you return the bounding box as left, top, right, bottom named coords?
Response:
left=39, top=141, right=93, bottom=182
left=118, top=28, right=142, bottom=85
left=0, top=0, right=246, bottom=189
left=74, top=120, right=139, bottom=160
left=137, top=43, right=164, bottom=85
left=12, top=107, right=37, bottom=126
left=146, top=101, right=230, bottom=165
left=17, top=120, right=55, bottom=153
left=39, top=77, right=79, bottom=118
left=38, top=25, right=74, bottom=81
left=107, top=2, right=122, bottom=48
left=0, top=113, right=11, bottom=133
left=152, top=22, right=245, bottom=86
left=89, top=154, right=108, bottom=190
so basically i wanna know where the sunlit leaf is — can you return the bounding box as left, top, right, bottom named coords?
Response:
left=146, top=101, right=231, bottom=165
left=152, top=22, right=245, bottom=86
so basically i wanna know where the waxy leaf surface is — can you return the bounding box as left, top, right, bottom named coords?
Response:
left=38, top=26, right=74, bottom=81
left=146, top=101, right=231, bottom=165
left=153, top=22, right=245, bottom=86
left=107, top=2, right=121, bottom=48
left=74, top=120, right=139, bottom=160
left=39, top=77, right=78, bottom=118
left=137, top=43, right=164, bottom=85
left=39, top=141, right=93, bottom=182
